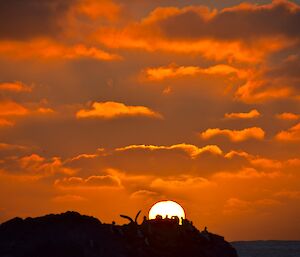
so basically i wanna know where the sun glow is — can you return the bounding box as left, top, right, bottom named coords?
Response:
left=149, top=200, right=185, bottom=222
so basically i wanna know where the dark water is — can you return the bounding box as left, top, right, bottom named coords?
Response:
left=232, top=241, right=300, bottom=257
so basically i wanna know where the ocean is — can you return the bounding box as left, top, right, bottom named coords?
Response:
left=232, top=241, right=300, bottom=257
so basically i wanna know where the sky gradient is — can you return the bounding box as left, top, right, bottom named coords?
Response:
left=1, top=0, right=300, bottom=241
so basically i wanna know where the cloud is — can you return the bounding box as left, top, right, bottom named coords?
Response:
left=234, top=79, right=294, bottom=103
left=0, top=143, right=30, bottom=164
left=97, top=1, right=299, bottom=62
left=200, top=127, right=265, bottom=142
left=0, top=39, right=121, bottom=61
left=52, top=194, right=86, bottom=202
left=0, top=0, right=121, bottom=40
left=225, top=150, right=252, bottom=159
left=0, top=153, right=75, bottom=177
left=0, top=100, right=29, bottom=116
left=276, top=112, right=300, bottom=120
left=0, top=82, right=32, bottom=92
left=55, top=175, right=121, bottom=188
left=0, top=0, right=122, bottom=62
left=276, top=122, right=300, bottom=141
left=70, top=153, right=98, bottom=162
left=151, top=175, right=213, bottom=190
left=0, top=100, right=55, bottom=126
left=76, top=101, right=162, bottom=119
left=130, top=189, right=160, bottom=200
left=73, top=0, right=121, bottom=22
left=144, top=64, right=242, bottom=81
left=63, top=144, right=287, bottom=181
left=0, top=0, right=75, bottom=40
left=115, top=143, right=222, bottom=159
left=224, top=150, right=284, bottom=170
left=18, top=154, right=75, bottom=176
left=234, top=53, right=300, bottom=103
left=286, top=158, right=300, bottom=166
left=225, top=109, right=260, bottom=119
left=157, top=1, right=300, bottom=41
left=0, top=118, right=14, bottom=127
left=249, top=158, right=283, bottom=169
left=223, top=197, right=281, bottom=215
left=266, top=53, right=300, bottom=80
left=225, top=150, right=300, bottom=172
left=104, top=144, right=232, bottom=177
left=98, top=28, right=278, bottom=64
left=71, top=144, right=287, bottom=179
left=0, top=143, right=28, bottom=151
left=36, top=107, right=55, bottom=114
left=275, top=190, right=300, bottom=199
left=223, top=198, right=253, bottom=215
left=106, top=2, right=299, bottom=104
left=215, top=168, right=281, bottom=180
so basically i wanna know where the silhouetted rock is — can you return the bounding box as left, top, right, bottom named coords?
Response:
left=0, top=211, right=238, bottom=257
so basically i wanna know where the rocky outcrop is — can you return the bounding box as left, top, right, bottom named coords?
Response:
left=0, top=211, right=238, bottom=257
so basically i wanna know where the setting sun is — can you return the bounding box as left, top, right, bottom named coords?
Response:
left=149, top=200, right=185, bottom=222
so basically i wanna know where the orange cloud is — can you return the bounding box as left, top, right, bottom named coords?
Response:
left=224, top=150, right=283, bottom=169
left=234, top=53, right=300, bottom=103
left=0, top=100, right=29, bottom=116
left=0, top=82, right=32, bottom=92
left=286, top=158, right=300, bottom=166
left=130, top=190, right=160, bottom=200
left=0, top=118, right=14, bottom=127
left=70, top=153, right=98, bottom=162
left=0, top=152, right=76, bottom=178
left=0, top=143, right=27, bottom=151
left=0, top=39, right=121, bottom=61
left=52, top=194, right=86, bottom=203
left=223, top=197, right=253, bottom=215
left=250, top=158, right=283, bottom=169
left=223, top=197, right=281, bottom=215
left=115, top=143, right=222, bottom=159
left=276, top=112, right=300, bottom=120
left=215, top=168, right=281, bottom=180
left=225, top=150, right=252, bottom=159
left=163, top=86, right=172, bottom=95
left=225, top=109, right=260, bottom=119
left=151, top=175, right=213, bottom=190
left=73, top=0, right=121, bottom=21
left=276, top=122, right=300, bottom=141
left=235, top=79, right=293, bottom=103
left=0, top=100, right=53, bottom=126
left=98, top=29, right=283, bottom=63
left=145, top=64, right=242, bottom=81
left=155, top=1, right=300, bottom=41
left=55, top=175, right=121, bottom=188
left=200, top=127, right=265, bottom=142
left=76, top=101, right=162, bottom=119
left=275, top=190, right=300, bottom=199
left=36, top=107, right=55, bottom=114
left=19, top=154, right=75, bottom=176
left=96, top=1, right=298, bottom=63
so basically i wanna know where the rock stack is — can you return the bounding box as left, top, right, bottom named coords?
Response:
left=0, top=211, right=238, bottom=257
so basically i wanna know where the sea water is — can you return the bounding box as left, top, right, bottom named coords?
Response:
left=232, top=241, right=300, bottom=257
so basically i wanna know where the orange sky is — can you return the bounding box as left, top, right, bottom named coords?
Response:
left=0, top=0, right=300, bottom=241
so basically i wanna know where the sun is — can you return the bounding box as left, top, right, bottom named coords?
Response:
left=148, top=200, right=185, bottom=222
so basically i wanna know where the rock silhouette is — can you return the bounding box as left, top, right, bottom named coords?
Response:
left=0, top=211, right=238, bottom=257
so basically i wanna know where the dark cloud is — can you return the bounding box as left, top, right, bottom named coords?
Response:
left=266, top=54, right=300, bottom=79
left=0, top=0, right=75, bottom=40
left=158, top=1, right=300, bottom=41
